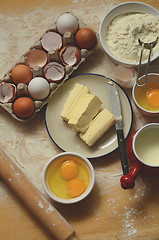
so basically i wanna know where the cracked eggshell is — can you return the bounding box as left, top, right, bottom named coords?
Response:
left=0, top=82, right=16, bottom=103
left=43, top=62, right=65, bottom=83
left=59, top=46, right=81, bottom=66
left=28, top=77, right=50, bottom=100
left=27, top=49, right=48, bottom=68
left=41, top=31, right=62, bottom=52
left=11, top=64, right=33, bottom=85
left=56, top=13, right=79, bottom=35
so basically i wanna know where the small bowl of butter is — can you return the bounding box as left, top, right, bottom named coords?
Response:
left=42, top=152, right=95, bottom=204
left=99, top=2, right=159, bottom=67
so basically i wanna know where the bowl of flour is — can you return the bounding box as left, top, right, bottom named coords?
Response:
left=99, top=2, right=159, bottom=67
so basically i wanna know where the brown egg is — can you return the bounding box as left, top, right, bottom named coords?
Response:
left=75, top=27, right=97, bottom=49
left=11, top=64, right=32, bottom=85
left=13, top=97, right=35, bottom=119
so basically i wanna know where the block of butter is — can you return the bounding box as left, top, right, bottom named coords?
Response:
left=60, top=83, right=89, bottom=121
left=68, top=93, right=102, bottom=132
left=80, top=108, right=115, bottom=146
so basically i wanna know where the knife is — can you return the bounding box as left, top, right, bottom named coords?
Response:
left=108, top=81, right=129, bottom=175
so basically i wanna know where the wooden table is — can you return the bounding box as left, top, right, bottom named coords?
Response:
left=0, top=0, right=159, bottom=239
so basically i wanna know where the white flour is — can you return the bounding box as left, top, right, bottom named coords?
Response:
left=106, top=13, right=159, bottom=63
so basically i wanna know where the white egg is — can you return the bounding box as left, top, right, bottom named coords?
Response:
left=28, top=77, right=50, bottom=100
left=56, top=13, right=79, bottom=35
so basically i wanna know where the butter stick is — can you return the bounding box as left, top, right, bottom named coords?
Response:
left=68, top=94, right=102, bottom=132
left=80, top=109, right=115, bottom=146
left=60, top=83, right=89, bottom=121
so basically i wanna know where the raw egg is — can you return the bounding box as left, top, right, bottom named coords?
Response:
left=67, top=178, right=86, bottom=198
left=56, top=13, right=79, bottom=35
left=146, top=89, right=159, bottom=108
left=60, top=160, right=78, bottom=180
left=136, top=81, right=159, bottom=111
left=11, top=64, right=32, bottom=85
left=13, top=97, right=35, bottom=119
left=75, top=27, right=97, bottom=49
left=45, top=155, right=89, bottom=199
left=28, top=77, right=50, bottom=100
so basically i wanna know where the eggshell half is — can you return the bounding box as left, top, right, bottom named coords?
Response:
left=0, top=82, right=16, bottom=103
left=43, top=62, right=65, bottom=83
left=59, top=46, right=81, bottom=66
left=41, top=31, right=62, bottom=52
left=27, top=49, right=48, bottom=68
left=113, top=65, right=137, bottom=88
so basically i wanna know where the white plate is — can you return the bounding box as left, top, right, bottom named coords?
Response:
left=45, top=74, right=133, bottom=159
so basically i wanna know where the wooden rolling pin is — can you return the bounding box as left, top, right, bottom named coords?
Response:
left=0, top=147, right=78, bottom=240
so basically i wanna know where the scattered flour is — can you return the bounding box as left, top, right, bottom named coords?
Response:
left=92, top=170, right=159, bottom=239
left=38, top=200, right=44, bottom=209
left=46, top=204, right=54, bottom=213
left=121, top=207, right=139, bottom=239
left=0, top=181, right=9, bottom=201
left=106, top=13, right=159, bottom=63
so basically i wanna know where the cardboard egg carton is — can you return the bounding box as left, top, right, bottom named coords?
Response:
left=0, top=12, right=98, bottom=122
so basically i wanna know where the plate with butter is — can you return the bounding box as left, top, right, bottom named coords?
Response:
left=45, top=74, right=133, bottom=159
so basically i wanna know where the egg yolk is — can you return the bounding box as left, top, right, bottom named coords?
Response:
left=67, top=178, right=86, bottom=198
left=60, top=160, right=78, bottom=180
left=146, top=88, right=159, bottom=108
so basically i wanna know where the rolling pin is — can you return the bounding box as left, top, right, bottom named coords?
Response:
left=0, top=147, right=78, bottom=240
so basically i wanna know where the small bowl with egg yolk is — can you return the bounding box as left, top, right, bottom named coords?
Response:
left=132, top=73, right=159, bottom=117
left=42, top=152, right=95, bottom=204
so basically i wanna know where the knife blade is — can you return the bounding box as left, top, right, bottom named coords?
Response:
left=108, top=81, right=129, bottom=175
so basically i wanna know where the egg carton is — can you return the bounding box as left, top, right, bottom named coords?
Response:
left=0, top=12, right=98, bottom=122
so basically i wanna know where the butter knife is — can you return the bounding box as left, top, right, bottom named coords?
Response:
left=108, top=81, right=129, bottom=175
